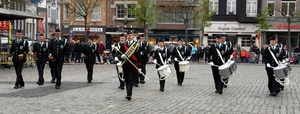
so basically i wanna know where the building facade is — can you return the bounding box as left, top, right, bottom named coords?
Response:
left=203, top=0, right=262, bottom=50
left=261, top=0, right=300, bottom=49
left=61, top=0, right=106, bottom=43
left=106, top=0, right=143, bottom=49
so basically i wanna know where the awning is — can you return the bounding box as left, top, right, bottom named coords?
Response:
left=0, top=8, right=43, bottom=20
left=148, top=34, right=199, bottom=38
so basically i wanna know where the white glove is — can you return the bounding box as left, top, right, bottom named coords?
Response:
left=267, top=63, right=271, bottom=68
left=153, top=59, right=157, bottom=64
left=230, top=55, right=233, bottom=60
left=174, top=58, right=178, bottom=61
left=281, top=60, right=286, bottom=64
left=121, top=54, right=126, bottom=59
left=138, top=69, right=142, bottom=74
left=187, top=57, right=191, bottom=60
left=209, top=62, right=214, bottom=66
left=114, top=57, right=119, bottom=61
left=168, top=58, right=171, bottom=62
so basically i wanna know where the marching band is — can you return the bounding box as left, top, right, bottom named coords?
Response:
left=6, top=29, right=295, bottom=100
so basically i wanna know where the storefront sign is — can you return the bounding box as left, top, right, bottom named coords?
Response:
left=73, top=27, right=103, bottom=32
left=218, top=27, right=246, bottom=31
left=273, top=22, right=300, bottom=29
left=204, top=23, right=256, bottom=33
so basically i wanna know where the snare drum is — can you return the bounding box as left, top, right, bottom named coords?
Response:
left=179, top=61, right=190, bottom=72
left=229, top=61, right=237, bottom=72
left=273, top=65, right=287, bottom=79
left=218, top=64, right=232, bottom=79
left=117, top=62, right=123, bottom=73
left=284, top=63, right=292, bottom=75
left=157, top=65, right=171, bottom=78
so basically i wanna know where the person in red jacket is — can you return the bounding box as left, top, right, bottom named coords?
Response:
left=97, top=41, right=105, bottom=63
left=245, top=51, right=250, bottom=63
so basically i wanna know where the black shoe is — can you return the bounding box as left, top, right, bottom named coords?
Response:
left=125, top=96, right=131, bottom=101
left=178, top=83, right=182, bottom=86
left=55, top=85, right=60, bottom=89
left=36, top=82, right=43, bottom=85
left=51, top=79, right=55, bottom=83
left=118, top=86, right=124, bottom=90
left=140, top=81, right=145, bottom=84
left=160, top=88, right=164, bottom=92
left=224, top=85, right=227, bottom=88
left=13, top=86, right=19, bottom=89
left=87, top=81, right=92, bottom=83
left=269, top=92, right=277, bottom=97
left=215, top=91, right=219, bottom=93
left=218, top=91, right=223, bottom=94
left=134, top=84, right=138, bottom=87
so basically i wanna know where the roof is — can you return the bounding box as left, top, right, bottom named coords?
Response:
left=0, top=8, right=43, bottom=20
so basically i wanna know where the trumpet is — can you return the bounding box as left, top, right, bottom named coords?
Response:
left=32, top=53, right=38, bottom=61
left=18, top=54, right=24, bottom=60
left=81, top=54, right=88, bottom=59
left=48, top=54, right=56, bottom=62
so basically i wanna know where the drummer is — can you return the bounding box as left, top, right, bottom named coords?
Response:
left=172, top=39, right=191, bottom=86
left=153, top=39, right=170, bottom=92
left=208, top=35, right=227, bottom=94
left=221, top=35, right=233, bottom=88
left=114, top=33, right=126, bottom=90
left=263, top=36, right=284, bottom=97
left=274, top=34, right=286, bottom=91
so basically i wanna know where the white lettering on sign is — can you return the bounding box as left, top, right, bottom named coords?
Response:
left=218, top=27, right=246, bottom=31
left=72, top=27, right=103, bottom=32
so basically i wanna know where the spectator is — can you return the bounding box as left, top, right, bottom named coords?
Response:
left=250, top=43, right=260, bottom=63
left=196, top=44, right=203, bottom=62
left=236, top=45, right=241, bottom=63
left=74, top=40, right=82, bottom=63
left=203, top=44, right=209, bottom=63
left=191, top=45, right=198, bottom=62
left=245, top=51, right=250, bottom=63
left=97, top=41, right=105, bottom=64
left=260, top=45, right=267, bottom=64
left=240, top=49, right=246, bottom=63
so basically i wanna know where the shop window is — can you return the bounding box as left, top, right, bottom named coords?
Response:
left=209, top=0, right=218, bottom=14
left=246, top=0, right=257, bottom=17
left=226, top=0, right=236, bottom=15
left=241, top=37, right=255, bottom=47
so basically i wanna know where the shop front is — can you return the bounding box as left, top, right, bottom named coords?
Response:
left=62, top=26, right=106, bottom=43
left=204, top=21, right=258, bottom=50
left=263, top=22, right=300, bottom=49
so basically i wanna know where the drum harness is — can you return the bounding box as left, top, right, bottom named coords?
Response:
left=268, top=47, right=293, bottom=86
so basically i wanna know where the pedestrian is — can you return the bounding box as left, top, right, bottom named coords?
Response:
left=8, top=30, right=29, bottom=89
left=32, top=34, right=48, bottom=85
left=48, top=29, right=70, bottom=89
left=208, top=35, right=227, bottom=94
left=172, top=39, right=191, bottom=86
left=191, top=45, right=198, bottom=62
left=81, top=37, right=100, bottom=83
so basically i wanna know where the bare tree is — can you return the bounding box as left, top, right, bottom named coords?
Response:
left=158, top=0, right=201, bottom=43
left=62, top=0, right=101, bottom=41
left=273, top=1, right=300, bottom=56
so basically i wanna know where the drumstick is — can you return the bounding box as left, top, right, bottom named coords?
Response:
left=114, top=47, right=150, bottom=80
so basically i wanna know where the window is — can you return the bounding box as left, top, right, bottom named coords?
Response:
left=75, top=4, right=84, bottom=20
left=116, top=4, right=125, bottom=18
left=92, top=5, right=101, bottom=21
left=246, top=0, right=257, bottom=17
left=227, top=0, right=236, bottom=14
left=241, top=37, right=255, bottom=47
left=207, top=36, right=216, bottom=45
left=281, top=0, right=296, bottom=16
left=160, top=11, right=184, bottom=23
left=267, top=0, right=274, bottom=16
left=209, top=0, right=218, bottom=14
left=127, top=4, right=134, bottom=18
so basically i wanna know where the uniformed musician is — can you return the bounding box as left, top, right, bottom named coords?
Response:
left=81, top=37, right=100, bottom=83
left=221, top=35, right=233, bottom=88
left=48, top=29, right=70, bottom=89
left=117, top=30, right=140, bottom=101
left=172, top=39, right=191, bottom=86
left=114, top=33, right=126, bottom=90
left=153, top=39, right=170, bottom=92
left=49, top=33, right=56, bottom=83
left=32, top=34, right=48, bottom=85
left=208, top=36, right=227, bottom=94
left=136, top=34, right=149, bottom=85
left=263, top=36, right=284, bottom=96
left=274, top=34, right=286, bottom=91
left=8, top=30, right=29, bottom=89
